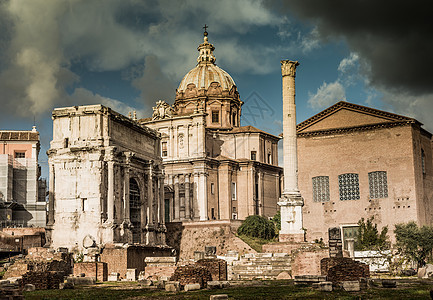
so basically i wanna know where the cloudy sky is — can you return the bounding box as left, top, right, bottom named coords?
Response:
left=0, top=0, right=431, bottom=177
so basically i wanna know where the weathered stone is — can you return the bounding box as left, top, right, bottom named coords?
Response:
left=417, top=267, right=426, bottom=278
left=317, top=281, right=332, bottom=292
left=341, top=281, right=360, bottom=292
left=425, top=264, right=433, bottom=278
left=126, top=269, right=137, bottom=281
left=382, top=279, right=396, bottom=288
left=276, top=271, right=291, bottom=280
left=66, top=276, right=96, bottom=285
left=59, top=282, right=74, bottom=289
left=23, top=284, right=35, bottom=292
left=83, top=235, right=96, bottom=249
left=209, top=295, right=228, bottom=300
left=107, top=272, right=119, bottom=282
left=165, top=281, right=180, bottom=292
left=184, top=283, right=201, bottom=291
left=207, top=281, right=222, bottom=289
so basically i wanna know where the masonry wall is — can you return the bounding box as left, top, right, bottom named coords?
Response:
left=299, top=125, right=419, bottom=244
left=165, top=220, right=256, bottom=259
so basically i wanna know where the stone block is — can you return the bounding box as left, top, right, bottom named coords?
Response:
left=194, top=251, right=205, bottom=261
left=126, top=269, right=137, bottom=281
left=210, top=295, right=228, bottom=300
left=184, top=283, right=201, bottom=291
left=165, top=281, right=180, bottom=292
left=317, top=281, right=332, bottom=292
left=59, top=282, right=74, bottom=289
left=144, top=256, right=177, bottom=264
left=341, top=281, right=360, bottom=292
left=276, top=271, right=291, bottom=280
left=425, top=264, right=433, bottom=278
left=381, top=279, right=396, bottom=288
left=207, top=281, right=222, bottom=289
left=23, top=284, right=35, bottom=292
left=107, top=272, right=119, bottom=282
left=417, top=267, right=426, bottom=278
left=67, top=276, right=96, bottom=285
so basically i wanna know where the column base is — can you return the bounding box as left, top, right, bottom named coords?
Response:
left=279, top=233, right=305, bottom=243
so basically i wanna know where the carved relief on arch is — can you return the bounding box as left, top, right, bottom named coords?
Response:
left=207, top=82, right=222, bottom=96
left=185, top=83, right=198, bottom=98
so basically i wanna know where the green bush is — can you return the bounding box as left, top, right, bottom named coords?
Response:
left=237, top=215, right=276, bottom=240
left=272, top=211, right=281, bottom=231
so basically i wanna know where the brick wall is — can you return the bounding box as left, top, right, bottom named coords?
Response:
left=73, top=262, right=107, bottom=281
left=196, top=258, right=227, bottom=281
left=321, top=257, right=369, bottom=282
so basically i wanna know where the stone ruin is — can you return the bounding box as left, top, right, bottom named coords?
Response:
left=320, top=227, right=369, bottom=283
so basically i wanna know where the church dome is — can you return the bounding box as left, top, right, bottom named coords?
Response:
left=175, top=31, right=238, bottom=101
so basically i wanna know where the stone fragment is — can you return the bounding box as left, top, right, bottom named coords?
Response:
left=126, top=269, right=137, bottom=281
left=210, top=295, right=228, bottom=300
left=23, top=284, right=35, bottom=292
left=317, top=281, right=332, bottom=292
left=66, top=277, right=96, bottom=285
left=381, top=279, right=396, bottom=288
left=107, top=272, right=119, bottom=281
left=59, top=282, right=74, bottom=289
left=417, top=267, right=426, bottom=278
left=276, top=271, right=291, bottom=280
left=425, top=264, right=433, bottom=278
left=165, top=281, right=180, bottom=292
left=207, top=281, right=222, bottom=289
left=341, top=280, right=360, bottom=292
left=184, top=283, right=201, bottom=291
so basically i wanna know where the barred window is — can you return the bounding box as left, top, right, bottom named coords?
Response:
left=338, top=173, right=360, bottom=201
left=312, top=176, right=330, bottom=202
left=368, top=171, right=388, bottom=199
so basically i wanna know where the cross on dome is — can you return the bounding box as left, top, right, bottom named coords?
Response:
left=197, top=24, right=216, bottom=64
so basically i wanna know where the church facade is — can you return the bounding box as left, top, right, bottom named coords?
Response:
left=298, top=101, right=433, bottom=247
left=142, top=32, right=282, bottom=222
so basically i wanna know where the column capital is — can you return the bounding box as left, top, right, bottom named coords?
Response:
left=281, top=60, right=299, bottom=77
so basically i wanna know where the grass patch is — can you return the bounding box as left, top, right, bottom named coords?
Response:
left=236, top=234, right=277, bottom=252
left=22, top=279, right=433, bottom=300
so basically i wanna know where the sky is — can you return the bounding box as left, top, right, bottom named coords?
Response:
left=0, top=0, right=431, bottom=179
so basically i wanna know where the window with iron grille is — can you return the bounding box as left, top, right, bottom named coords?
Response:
left=312, top=176, right=330, bottom=202
left=338, top=173, right=360, bottom=200
left=368, top=171, right=388, bottom=199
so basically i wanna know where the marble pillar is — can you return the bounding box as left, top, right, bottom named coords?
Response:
left=198, top=172, right=208, bottom=220
left=278, top=60, right=304, bottom=242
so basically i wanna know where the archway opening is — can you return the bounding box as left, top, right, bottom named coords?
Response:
left=129, top=178, right=141, bottom=243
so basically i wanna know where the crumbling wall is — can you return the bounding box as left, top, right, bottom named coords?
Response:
left=165, top=220, right=255, bottom=259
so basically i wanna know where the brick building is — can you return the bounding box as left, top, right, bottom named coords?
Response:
left=298, top=101, right=433, bottom=247
left=0, top=127, right=47, bottom=227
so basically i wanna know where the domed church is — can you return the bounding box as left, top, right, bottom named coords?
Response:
left=142, top=30, right=282, bottom=222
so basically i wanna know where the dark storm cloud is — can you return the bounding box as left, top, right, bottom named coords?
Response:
left=275, top=0, right=433, bottom=96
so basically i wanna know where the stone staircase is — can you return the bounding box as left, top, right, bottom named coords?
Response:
left=230, top=253, right=292, bottom=280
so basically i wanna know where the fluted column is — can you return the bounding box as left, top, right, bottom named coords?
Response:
left=278, top=60, right=304, bottom=242
left=107, top=159, right=115, bottom=223
left=123, top=153, right=131, bottom=223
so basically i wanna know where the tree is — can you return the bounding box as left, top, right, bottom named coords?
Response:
left=394, top=222, right=433, bottom=267
left=272, top=211, right=281, bottom=232
left=354, top=217, right=390, bottom=251
left=237, top=215, right=276, bottom=240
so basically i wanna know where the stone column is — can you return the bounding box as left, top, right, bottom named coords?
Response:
left=185, top=174, right=191, bottom=220
left=193, top=172, right=200, bottom=220
left=278, top=60, right=304, bottom=243
left=198, top=172, right=208, bottom=221
left=174, top=175, right=180, bottom=221
left=147, top=168, right=154, bottom=224
left=47, top=163, right=55, bottom=226
left=123, top=159, right=131, bottom=223
left=257, top=171, right=263, bottom=216
left=159, top=175, right=164, bottom=224
left=107, top=161, right=115, bottom=223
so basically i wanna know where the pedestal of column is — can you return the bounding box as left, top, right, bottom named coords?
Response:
left=278, top=193, right=304, bottom=242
